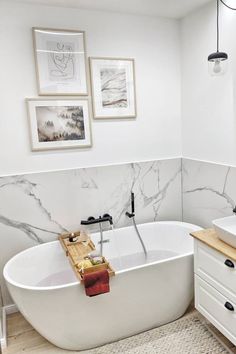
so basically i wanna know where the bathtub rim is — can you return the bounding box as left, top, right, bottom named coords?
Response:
left=3, top=220, right=201, bottom=292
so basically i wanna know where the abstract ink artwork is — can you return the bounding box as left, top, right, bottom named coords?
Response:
left=90, top=58, right=136, bottom=119
left=33, top=28, right=88, bottom=95
left=100, top=68, right=128, bottom=108
left=27, top=99, right=92, bottom=150
left=47, top=41, right=76, bottom=81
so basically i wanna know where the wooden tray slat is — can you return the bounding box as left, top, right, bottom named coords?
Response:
left=59, top=231, right=115, bottom=282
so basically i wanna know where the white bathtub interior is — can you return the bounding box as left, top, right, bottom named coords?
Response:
left=4, top=221, right=196, bottom=290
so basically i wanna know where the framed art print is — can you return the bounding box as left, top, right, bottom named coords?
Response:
left=27, top=98, right=92, bottom=151
left=33, top=28, right=88, bottom=95
left=89, top=57, right=137, bottom=119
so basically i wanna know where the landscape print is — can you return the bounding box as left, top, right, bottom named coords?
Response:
left=35, top=105, right=85, bottom=142
left=100, top=67, right=128, bottom=108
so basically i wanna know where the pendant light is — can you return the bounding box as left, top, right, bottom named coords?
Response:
left=208, top=0, right=228, bottom=76
left=208, top=0, right=236, bottom=76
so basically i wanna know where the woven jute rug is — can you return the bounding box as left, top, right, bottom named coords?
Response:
left=82, top=311, right=230, bottom=354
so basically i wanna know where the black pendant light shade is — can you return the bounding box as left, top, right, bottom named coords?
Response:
left=208, top=51, right=228, bottom=62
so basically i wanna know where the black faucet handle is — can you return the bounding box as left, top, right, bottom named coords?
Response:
left=81, top=216, right=95, bottom=225
left=103, top=213, right=111, bottom=218
left=233, top=207, right=236, bottom=214
left=103, top=213, right=113, bottom=225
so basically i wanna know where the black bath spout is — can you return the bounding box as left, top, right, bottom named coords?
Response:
left=126, top=192, right=135, bottom=218
left=125, top=212, right=135, bottom=218
left=131, top=192, right=135, bottom=214
left=81, top=214, right=113, bottom=226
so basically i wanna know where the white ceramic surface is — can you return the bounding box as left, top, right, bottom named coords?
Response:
left=4, top=221, right=200, bottom=350
left=213, top=216, right=236, bottom=248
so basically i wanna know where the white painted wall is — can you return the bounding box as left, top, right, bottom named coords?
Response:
left=0, top=1, right=181, bottom=176
left=181, top=0, right=236, bottom=166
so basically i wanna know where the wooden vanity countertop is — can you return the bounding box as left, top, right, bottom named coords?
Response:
left=190, top=228, right=236, bottom=261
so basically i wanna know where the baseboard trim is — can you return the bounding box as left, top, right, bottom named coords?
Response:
left=0, top=307, right=7, bottom=351
left=4, top=304, right=18, bottom=316
left=0, top=304, right=18, bottom=351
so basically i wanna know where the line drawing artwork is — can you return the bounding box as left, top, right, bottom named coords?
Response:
left=100, top=68, right=128, bottom=108
left=35, top=106, right=85, bottom=142
left=47, top=41, right=76, bottom=81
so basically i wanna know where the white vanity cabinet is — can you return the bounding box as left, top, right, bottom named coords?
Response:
left=194, top=238, right=236, bottom=345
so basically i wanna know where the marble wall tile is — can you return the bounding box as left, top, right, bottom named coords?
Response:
left=0, top=158, right=182, bottom=305
left=182, top=159, right=236, bottom=228
left=2, top=157, right=234, bottom=308
left=98, top=159, right=182, bottom=228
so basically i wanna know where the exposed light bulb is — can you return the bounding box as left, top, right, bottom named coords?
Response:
left=213, top=59, right=222, bottom=74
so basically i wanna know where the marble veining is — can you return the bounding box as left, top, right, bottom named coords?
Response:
left=102, top=160, right=181, bottom=227
left=2, top=157, right=236, bottom=308
left=184, top=167, right=234, bottom=209
left=0, top=158, right=182, bottom=305
left=0, top=176, right=67, bottom=235
left=183, top=159, right=236, bottom=228
left=139, top=164, right=181, bottom=220
left=79, top=169, right=98, bottom=189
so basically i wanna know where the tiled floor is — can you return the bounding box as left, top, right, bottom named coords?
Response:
left=2, top=310, right=236, bottom=354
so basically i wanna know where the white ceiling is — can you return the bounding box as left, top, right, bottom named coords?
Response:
left=8, top=0, right=212, bottom=19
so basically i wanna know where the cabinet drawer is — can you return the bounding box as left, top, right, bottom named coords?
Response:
left=195, top=275, right=236, bottom=345
left=194, top=240, right=236, bottom=301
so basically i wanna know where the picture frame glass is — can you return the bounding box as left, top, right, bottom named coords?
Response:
left=27, top=99, right=92, bottom=150
left=90, top=58, right=136, bottom=118
left=33, top=28, right=88, bottom=95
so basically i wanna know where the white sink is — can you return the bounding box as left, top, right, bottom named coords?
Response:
left=213, top=215, right=236, bottom=248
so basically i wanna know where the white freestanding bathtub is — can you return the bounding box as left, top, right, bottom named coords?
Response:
left=3, top=221, right=201, bottom=351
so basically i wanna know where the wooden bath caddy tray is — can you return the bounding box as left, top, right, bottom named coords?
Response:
left=59, top=231, right=115, bottom=282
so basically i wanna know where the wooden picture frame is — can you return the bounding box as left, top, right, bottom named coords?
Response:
left=33, top=27, right=88, bottom=96
left=89, top=57, right=137, bottom=119
left=26, top=98, right=92, bottom=151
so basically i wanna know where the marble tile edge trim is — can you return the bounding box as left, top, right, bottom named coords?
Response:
left=3, top=157, right=235, bottom=179
left=0, top=156, right=182, bottom=179
left=182, top=157, right=236, bottom=170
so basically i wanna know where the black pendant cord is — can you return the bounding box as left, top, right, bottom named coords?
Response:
left=220, top=0, right=236, bottom=10
left=208, top=0, right=231, bottom=64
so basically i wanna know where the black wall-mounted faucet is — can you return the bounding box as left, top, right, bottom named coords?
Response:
left=233, top=206, right=236, bottom=214
left=126, top=192, right=135, bottom=218
left=81, top=214, right=113, bottom=226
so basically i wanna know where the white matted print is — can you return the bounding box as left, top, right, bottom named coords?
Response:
left=27, top=99, right=92, bottom=151
left=90, top=58, right=137, bottom=118
left=33, top=28, right=88, bottom=95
